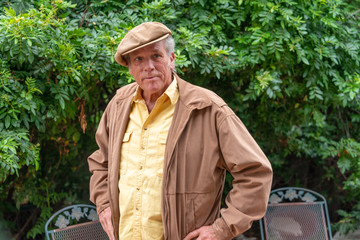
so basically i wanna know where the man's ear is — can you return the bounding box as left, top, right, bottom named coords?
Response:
left=169, top=52, right=175, bottom=71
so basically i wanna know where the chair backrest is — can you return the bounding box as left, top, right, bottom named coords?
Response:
left=45, top=204, right=109, bottom=240
left=259, top=187, right=332, bottom=240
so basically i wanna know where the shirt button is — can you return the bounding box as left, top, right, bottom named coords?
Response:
left=136, top=187, right=140, bottom=191
left=139, top=166, right=143, bottom=170
left=144, top=127, right=147, bottom=130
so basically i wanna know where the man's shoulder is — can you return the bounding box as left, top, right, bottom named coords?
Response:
left=106, top=82, right=136, bottom=104
left=103, top=82, right=137, bottom=110
left=115, top=82, right=137, bottom=98
left=178, top=78, right=227, bottom=109
left=195, top=85, right=227, bottom=107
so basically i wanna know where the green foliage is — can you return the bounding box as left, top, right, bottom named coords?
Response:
left=0, top=129, right=39, bottom=180
left=0, top=66, right=43, bottom=181
left=336, top=202, right=360, bottom=235
left=0, top=0, right=359, bottom=238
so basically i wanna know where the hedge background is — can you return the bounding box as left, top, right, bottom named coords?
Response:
left=0, top=0, right=359, bottom=239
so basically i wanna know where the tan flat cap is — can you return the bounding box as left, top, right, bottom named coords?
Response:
left=114, top=22, right=172, bottom=66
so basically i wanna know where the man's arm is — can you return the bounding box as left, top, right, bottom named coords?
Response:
left=184, top=111, right=272, bottom=240
left=88, top=106, right=110, bottom=213
left=88, top=106, right=115, bottom=239
left=213, top=112, right=273, bottom=239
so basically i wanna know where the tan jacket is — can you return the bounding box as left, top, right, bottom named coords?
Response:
left=88, top=74, right=273, bottom=240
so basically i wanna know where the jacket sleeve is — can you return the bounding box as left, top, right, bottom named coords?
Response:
left=88, top=104, right=111, bottom=215
left=212, top=111, right=273, bottom=239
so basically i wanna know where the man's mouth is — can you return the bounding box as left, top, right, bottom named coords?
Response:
left=143, top=76, right=158, bottom=81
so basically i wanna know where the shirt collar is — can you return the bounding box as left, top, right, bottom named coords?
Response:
left=132, top=76, right=178, bottom=105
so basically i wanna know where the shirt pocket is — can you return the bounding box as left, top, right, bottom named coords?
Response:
left=120, top=131, right=132, bottom=176
left=157, top=131, right=168, bottom=158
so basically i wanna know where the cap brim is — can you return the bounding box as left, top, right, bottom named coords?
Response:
left=114, top=33, right=170, bottom=66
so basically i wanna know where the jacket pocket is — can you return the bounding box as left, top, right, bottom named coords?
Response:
left=185, top=198, right=196, bottom=234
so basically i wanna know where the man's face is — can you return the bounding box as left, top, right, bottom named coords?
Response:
left=128, top=40, right=175, bottom=98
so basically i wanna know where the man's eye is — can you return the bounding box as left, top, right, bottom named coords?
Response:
left=154, top=54, right=161, bottom=58
left=134, top=57, right=142, bottom=61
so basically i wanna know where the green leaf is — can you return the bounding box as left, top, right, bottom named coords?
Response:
left=5, top=115, right=10, bottom=129
left=19, top=53, right=25, bottom=65
left=301, top=56, right=309, bottom=65
left=28, top=52, right=34, bottom=64
left=59, top=97, right=65, bottom=109
left=338, top=157, right=351, bottom=174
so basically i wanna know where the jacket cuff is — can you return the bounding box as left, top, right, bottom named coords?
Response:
left=212, top=217, right=234, bottom=240
left=96, top=202, right=110, bottom=215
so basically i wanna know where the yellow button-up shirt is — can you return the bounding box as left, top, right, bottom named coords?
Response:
left=118, top=78, right=179, bottom=240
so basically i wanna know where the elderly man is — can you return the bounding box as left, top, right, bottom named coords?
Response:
left=88, top=22, right=272, bottom=240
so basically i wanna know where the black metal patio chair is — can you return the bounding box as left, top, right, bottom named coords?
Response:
left=45, top=204, right=108, bottom=240
left=259, top=187, right=333, bottom=240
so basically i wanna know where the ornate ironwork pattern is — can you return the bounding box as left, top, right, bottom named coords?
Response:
left=269, top=188, right=318, bottom=204
left=54, top=206, right=99, bottom=229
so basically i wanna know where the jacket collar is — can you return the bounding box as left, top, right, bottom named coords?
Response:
left=114, top=82, right=137, bottom=105
left=175, top=73, right=212, bottom=110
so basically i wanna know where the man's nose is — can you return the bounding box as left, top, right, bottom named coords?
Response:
left=144, top=59, right=155, bottom=71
